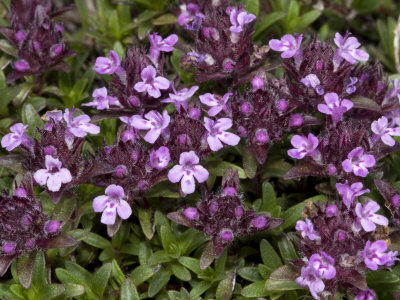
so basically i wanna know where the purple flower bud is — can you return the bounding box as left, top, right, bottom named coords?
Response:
left=44, top=220, right=61, bottom=233
left=276, top=99, right=288, bottom=112
left=392, top=195, right=400, bottom=207
left=114, top=165, right=128, bottom=178
left=15, top=188, right=27, bottom=197
left=137, top=180, right=148, bottom=190
left=15, top=30, right=26, bottom=41
left=301, top=74, right=324, bottom=95
left=334, top=230, right=347, bottom=242
left=188, top=108, right=201, bottom=120
left=309, top=252, right=336, bottom=280
left=25, top=240, right=35, bottom=249
left=289, top=114, right=303, bottom=127
left=327, top=164, right=337, bottom=175
left=131, top=151, right=140, bottom=162
left=149, top=146, right=170, bottom=170
left=122, top=130, right=135, bottom=143
left=355, top=289, right=375, bottom=300
left=178, top=134, right=190, bottom=145
left=14, top=59, right=29, bottom=71
left=184, top=207, right=198, bottom=220
left=251, top=76, right=264, bottom=91
left=50, top=44, right=63, bottom=57
left=240, top=102, right=252, bottom=114
left=252, top=216, right=267, bottom=229
left=325, top=205, right=338, bottom=217
left=220, top=229, right=233, bottom=241
left=222, top=59, right=235, bottom=71
left=223, top=187, right=236, bottom=196
left=255, top=128, right=269, bottom=144
left=237, top=126, right=247, bottom=137
left=234, top=206, right=244, bottom=217
left=128, top=96, right=140, bottom=107
left=22, top=215, right=32, bottom=226
left=2, top=243, right=15, bottom=254
left=44, top=146, right=56, bottom=155
left=209, top=202, right=218, bottom=213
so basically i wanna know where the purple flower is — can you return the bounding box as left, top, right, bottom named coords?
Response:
left=309, top=252, right=336, bottom=280
left=345, top=77, right=358, bottom=94
left=149, top=146, right=170, bottom=170
left=334, top=32, right=369, bottom=65
left=287, top=133, right=320, bottom=160
left=83, top=87, right=121, bottom=110
left=63, top=109, right=100, bottom=146
left=199, top=92, right=232, bottom=117
left=295, top=218, right=320, bottom=240
left=355, top=289, right=375, bottom=300
left=1, top=123, right=30, bottom=151
left=301, top=74, right=324, bottom=95
left=295, top=266, right=325, bottom=300
left=168, top=151, right=209, bottom=194
left=336, top=181, right=370, bottom=209
left=14, top=59, right=29, bottom=71
left=251, top=76, right=264, bottom=91
left=363, top=240, right=392, bottom=270
left=130, top=110, right=170, bottom=144
left=355, top=200, right=389, bottom=232
left=178, top=3, right=202, bottom=26
left=371, top=116, right=400, bottom=147
left=93, top=50, right=121, bottom=75
left=226, top=6, right=256, bottom=33
left=33, top=155, right=72, bottom=192
left=269, top=34, right=303, bottom=58
left=93, top=184, right=132, bottom=225
left=133, top=65, right=170, bottom=98
left=203, top=117, right=240, bottom=151
left=161, top=85, right=199, bottom=110
left=148, top=33, right=178, bottom=64
left=119, top=116, right=138, bottom=143
left=317, top=92, right=353, bottom=123
left=342, top=147, right=376, bottom=177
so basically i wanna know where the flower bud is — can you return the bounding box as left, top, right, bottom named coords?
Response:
left=114, top=165, right=128, bottom=178
left=15, top=188, right=27, bottom=198
left=392, top=194, right=400, bottom=207
left=128, top=96, right=140, bottom=107
left=255, top=128, right=269, bottom=144
left=252, top=216, right=267, bottom=228
left=14, top=60, right=30, bottom=71
left=289, top=114, right=303, bottom=127
left=45, top=220, right=61, bottom=233
left=223, top=187, right=236, bottom=196
left=184, top=207, right=198, bottom=220
left=220, top=229, right=233, bottom=241
left=251, top=76, right=264, bottom=91
left=2, top=243, right=15, bottom=254
left=276, top=99, right=288, bottom=112
left=240, top=102, right=252, bottom=115
left=325, top=205, right=338, bottom=217
left=234, top=206, right=244, bottom=218
left=188, top=108, right=201, bottom=120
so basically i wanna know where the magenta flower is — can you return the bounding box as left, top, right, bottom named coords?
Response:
left=178, top=3, right=202, bottom=26
left=269, top=34, right=303, bottom=58
left=301, top=74, right=324, bottom=95
left=317, top=92, right=353, bottom=123
left=168, top=151, right=209, bottom=194
left=336, top=181, right=370, bottom=209
left=34, top=155, right=72, bottom=192
left=199, top=92, right=232, bottom=117
left=334, top=32, right=369, bottom=65
left=309, top=252, right=336, bottom=280
left=203, top=117, right=240, bottom=151
left=371, top=116, right=400, bottom=147
left=130, top=110, right=170, bottom=144
left=1, top=123, right=30, bottom=151
left=355, top=200, right=388, bottom=232
left=92, top=184, right=132, bottom=225
left=295, top=266, right=325, bottom=300
left=226, top=6, right=256, bottom=33
left=342, top=147, right=376, bottom=177
left=148, top=33, right=178, bottom=64
left=363, top=240, right=394, bottom=270
left=295, top=218, right=320, bottom=241
left=149, top=146, right=171, bottom=170
left=287, top=133, right=320, bottom=160
left=93, top=50, right=120, bottom=75
left=355, top=289, right=375, bottom=300
left=83, top=87, right=121, bottom=110
left=63, top=109, right=100, bottom=146
left=119, top=116, right=138, bottom=143
left=161, top=85, right=199, bottom=110
left=133, top=65, right=170, bottom=98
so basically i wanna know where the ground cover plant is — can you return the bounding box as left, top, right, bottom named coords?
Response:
left=1, top=0, right=400, bottom=299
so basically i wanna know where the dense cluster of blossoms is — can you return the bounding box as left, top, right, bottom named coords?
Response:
left=0, top=0, right=75, bottom=82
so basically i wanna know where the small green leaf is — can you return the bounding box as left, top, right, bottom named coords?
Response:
left=206, top=161, right=247, bottom=179
left=216, top=269, right=236, bottom=300
left=111, top=259, right=126, bottom=286
left=265, top=265, right=300, bottom=291
left=42, top=284, right=65, bottom=299
left=92, top=263, right=111, bottom=298
left=148, top=269, right=171, bottom=297
left=243, top=0, right=259, bottom=16
left=60, top=283, right=85, bottom=298
left=241, top=280, right=271, bottom=297
left=170, top=262, right=191, bottom=281
left=138, top=208, right=154, bottom=240
left=152, top=14, right=178, bottom=25
left=160, top=225, right=177, bottom=253
left=21, top=103, right=44, bottom=136
left=243, top=148, right=258, bottom=179
left=120, top=278, right=140, bottom=300
left=277, top=235, right=298, bottom=263
left=254, top=12, right=286, bottom=39
left=16, top=252, right=36, bottom=289
left=200, top=241, right=215, bottom=270
left=238, top=267, right=262, bottom=282
left=130, top=265, right=155, bottom=286
left=260, top=239, right=282, bottom=272
left=83, top=232, right=112, bottom=249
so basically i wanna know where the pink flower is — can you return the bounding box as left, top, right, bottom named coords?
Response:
left=363, top=240, right=395, bottom=270
left=226, top=6, right=256, bottom=33
left=317, top=92, right=353, bottom=123
left=334, top=32, right=369, bottom=65
left=168, top=151, right=209, bottom=194
left=93, top=50, right=121, bottom=74
left=336, top=181, right=369, bottom=209
left=355, top=200, right=388, bottom=232
left=295, top=266, right=325, bottom=300
left=355, top=289, right=375, bottom=300
left=301, top=74, right=324, bottom=95
left=93, top=184, right=132, bottom=225
left=83, top=87, right=121, bottom=110
left=161, top=85, right=199, bottom=111
left=288, top=133, right=320, bottom=160
left=203, top=117, right=240, bottom=151
left=134, top=66, right=170, bottom=98
left=149, top=146, right=171, bottom=170
left=148, top=33, right=178, bottom=64
left=64, top=109, right=100, bottom=147
left=34, top=155, right=72, bottom=192
left=178, top=3, right=203, bottom=26
left=295, top=218, right=320, bottom=241
left=309, top=252, right=336, bottom=280
left=342, top=147, right=376, bottom=177
left=129, top=110, right=170, bottom=144
left=199, top=92, right=232, bottom=116
left=371, top=116, right=400, bottom=147
left=269, top=34, right=303, bottom=58
left=1, top=123, right=31, bottom=151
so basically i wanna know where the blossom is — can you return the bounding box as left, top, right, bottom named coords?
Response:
left=178, top=3, right=203, bottom=26
left=342, top=147, right=376, bottom=177
left=63, top=109, right=100, bottom=146
left=203, top=117, right=240, bottom=151
left=345, top=77, right=358, bottom=94
left=295, top=218, right=320, bottom=240
left=149, top=146, right=170, bottom=170
left=226, top=6, right=256, bottom=33
left=287, top=133, right=320, bottom=160
left=134, top=65, right=170, bottom=98
left=92, top=184, right=132, bottom=225
left=301, top=74, right=324, bottom=95
left=386, top=78, right=400, bottom=102
left=317, top=92, right=353, bottom=123
left=199, top=92, right=232, bottom=116
left=83, top=87, right=121, bottom=110
left=269, top=34, right=303, bottom=58
left=295, top=266, right=325, bottom=300
left=93, top=50, right=120, bottom=74
left=119, top=116, right=138, bottom=143
left=161, top=85, right=199, bottom=110
left=130, top=110, right=170, bottom=144
left=336, top=181, right=370, bottom=209
left=363, top=240, right=393, bottom=270
left=1, top=123, right=30, bottom=151
left=355, top=289, right=375, bottom=300
left=33, top=155, right=72, bottom=192
left=355, top=200, right=388, bottom=232
left=168, top=151, right=209, bottom=194
left=309, top=252, right=336, bottom=280
left=334, top=32, right=369, bottom=64
left=148, top=33, right=178, bottom=64
left=371, top=116, right=400, bottom=147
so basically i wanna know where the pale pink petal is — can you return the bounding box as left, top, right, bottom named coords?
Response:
left=34, top=169, right=50, bottom=186
left=207, top=135, right=223, bottom=151
left=116, top=200, right=132, bottom=219
left=93, top=195, right=108, bottom=212
left=192, top=165, right=209, bottom=183
left=181, top=174, right=196, bottom=194
left=101, top=206, right=117, bottom=225
left=168, top=165, right=184, bottom=182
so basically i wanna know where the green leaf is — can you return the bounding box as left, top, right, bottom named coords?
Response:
left=243, top=148, right=258, bottom=179
left=265, top=265, right=301, bottom=291
left=138, top=208, right=154, bottom=240
left=254, top=12, right=286, bottom=39
left=130, top=265, right=155, bottom=286
left=170, top=262, right=191, bottom=281
left=277, top=235, right=298, bottom=263
left=352, top=0, right=381, bottom=13
left=92, top=263, right=112, bottom=298
left=216, top=269, right=236, bottom=300
left=120, top=278, right=140, bottom=300
left=238, top=267, right=262, bottom=282
left=16, top=252, right=36, bottom=289
left=160, top=225, right=177, bottom=253
left=294, top=10, right=321, bottom=30
left=178, top=257, right=202, bottom=275
left=286, top=0, right=299, bottom=26
left=147, top=250, right=173, bottom=265
left=148, top=269, right=171, bottom=297
left=261, top=182, right=278, bottom=212
left=59, top=283, right=85, bottom=298
left=32, top=252, right=46, bottom=290
left=189, top=281, right=214, bottom=298
left=200, top=241, right=215, bottom=270
left=0, top=85, right=20, bottom=116
left=42, top=284, right=65, bottom=299
left=366, top=270, right=400, bottom=291
left=243, top=0, right=259, bottom=16
left=206, top=161, right=247, bottom=179
left=83, top=232, right=112, bottom=249
left=21, top=103, right=44, bottom=136
left=111, top=259, right=126, bottom=286
left=260, top=239, right=282, bottom=273
left=351, top=96, right=382, bottom=112
left=241, top=280, right=271, bottom=297
left=152, top=14, right=178, bottom=25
